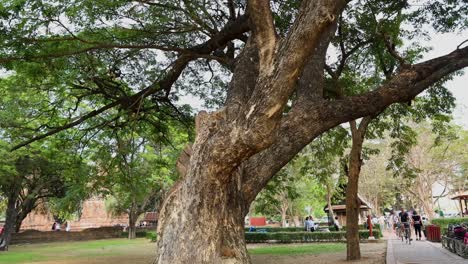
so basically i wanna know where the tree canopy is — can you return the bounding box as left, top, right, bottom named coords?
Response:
left=1, top=0, right=468, bottom=262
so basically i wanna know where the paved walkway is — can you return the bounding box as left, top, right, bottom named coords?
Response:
left=386, top=237, right=466, bottom=264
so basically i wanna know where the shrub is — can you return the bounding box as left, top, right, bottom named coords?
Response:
left=245, top=230, right=380, bottom=243
left=431, top=218, right=468, bottom=235
left=431, top=218, right=468, bottom=228
left=245, top=224, right=382, bottom=233
left=146, top=231, right=157, bottom=242
left=341, top=225, right=363, bottom=231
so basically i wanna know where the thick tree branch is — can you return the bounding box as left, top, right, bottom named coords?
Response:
left=248, top=0, right=277, bottom=75
left=295, top=21, right=338, bottom=102
left=239, top=0, right=347, bottom=150
left=242, top=45, right=468, bottom=204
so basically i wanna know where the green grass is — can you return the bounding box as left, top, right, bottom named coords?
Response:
left=0, top=239, right=346, bottom=263
left=0, top=238, right=152, bottom=264
left=0, top=252, right=47, bottom=264
left=248, top=243, right=346, bottom=255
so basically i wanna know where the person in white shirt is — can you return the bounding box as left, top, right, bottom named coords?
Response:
left=307, top=216, right=315, bottom=232
left=333, top=216, right=341, bottom=231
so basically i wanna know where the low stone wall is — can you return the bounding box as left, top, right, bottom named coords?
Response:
left=11, top=226, right=123, bottom=245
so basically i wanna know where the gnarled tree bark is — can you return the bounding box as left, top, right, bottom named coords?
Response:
left=154, top=0, right=468, bottom=261
left=155, top=1, right=348, bottom=263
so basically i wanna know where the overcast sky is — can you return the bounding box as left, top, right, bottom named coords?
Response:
left=422, top=32, right=468, bottom=129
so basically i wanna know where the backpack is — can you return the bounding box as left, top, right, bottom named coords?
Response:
left=453, top=225, right=466, bottom=239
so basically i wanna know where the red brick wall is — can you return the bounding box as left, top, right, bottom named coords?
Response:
left=11, top=227, right=123, bottom=245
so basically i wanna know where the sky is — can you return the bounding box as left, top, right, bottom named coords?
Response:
left=423, top=32, right=468, bottom=129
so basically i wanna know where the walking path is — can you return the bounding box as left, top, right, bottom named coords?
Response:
left=385, top=230, right=466, bottom=264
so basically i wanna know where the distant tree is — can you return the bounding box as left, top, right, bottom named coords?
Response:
left=0, top=141, right=89, bottom=250
left=96, top=127, right=186, bottom=239
left=253, top=167, right=300, bottom=227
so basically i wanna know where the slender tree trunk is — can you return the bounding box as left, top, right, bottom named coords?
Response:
left=14, top=209, right=29, bottom=233
left=422, top=198, right=434, bottom=221
left=128, top=211, right=137, bottom=240
left=14, top=220, right=22, bottom=234
left=14, top=198, right=36, bottom=233
left=346, top=153, right=362, bottom=260
left=346, top=118, right=371, bottom=261
left=326, top=184, right=336, bottom=227
left=0, top=194, right=19, bottom=251
left=281, top=210, right=287, bottom=227
left=279, top=195, right=289, bottom=227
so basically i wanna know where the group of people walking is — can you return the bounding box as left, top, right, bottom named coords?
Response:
left=389, top=208, right=424, bottom=244
left=304, top=216, right=341, bottom=232
left=52, top=221, right=71, bottom=232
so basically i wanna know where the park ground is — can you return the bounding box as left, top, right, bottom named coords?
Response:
left=0, top=238, right=386, bottom=264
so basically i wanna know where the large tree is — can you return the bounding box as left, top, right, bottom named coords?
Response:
left=1, top=1, right=468, bottom=262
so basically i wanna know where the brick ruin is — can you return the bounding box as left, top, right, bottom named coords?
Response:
left=21, top=197, right=128, bottom=231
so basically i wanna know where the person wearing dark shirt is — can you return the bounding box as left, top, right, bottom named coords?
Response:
left=412, top=211, right=423, bottom=240
left=399, top=208, right=412, bottom=243
left=399, top=208, right=409, bottom=224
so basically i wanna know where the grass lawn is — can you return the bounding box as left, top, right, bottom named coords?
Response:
left=248, top=243, right=345, bottom=255
left=0, top=239, right=152, bottom=264
left=0, top=239, right=347, bottom=264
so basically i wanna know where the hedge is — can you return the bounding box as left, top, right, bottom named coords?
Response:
left=245, top=230, right=381, bottom=243
left=245, top=227, right=304, bottom=232
left=121, top=231, right=148, bottom=238
left=245, top=224, right=382, bottom=233
left=431, top=218, right=468, bottom=229
left=340, top=225, right=366, bottom=231
left=431, top=218, right=468, bottom=235
left=121, top=230, right=157, bottom=241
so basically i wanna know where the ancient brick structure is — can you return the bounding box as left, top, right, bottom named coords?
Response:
left=21, top=197, right=128, bottom=231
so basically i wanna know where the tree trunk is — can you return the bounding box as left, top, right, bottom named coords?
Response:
left=281, top=211, right=287, bottom=227
left=422, top=197, right=434, bottom=221
left=151, top=1, right=468, bottom=262
left=155, top=167, right=249, bottom=264
left=14, top=198, right=37, bottom=233
left=346, top=118, right=371, bottom=261
left=346, top=155, right=361, bottom=260
left=14, top=220, right=22, bottom=234
left=128, top=212, right=137, bottom=240
left=14, top=208, right=29, bottom=233
left=326, top=184, right=336, bottom=227
left=0, top=194, right=19, bottom=251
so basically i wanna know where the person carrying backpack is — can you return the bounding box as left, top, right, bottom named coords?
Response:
left=412, top=211, right=423, bottom=240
